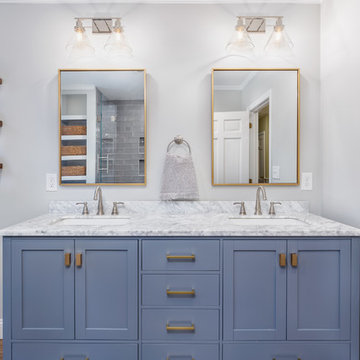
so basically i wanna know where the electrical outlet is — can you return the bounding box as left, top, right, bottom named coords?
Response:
left=272, top=166, right=280, bottom=180
left=46, top=173, right=58, bottom=192
left=301, top=172, right=313, bottom=191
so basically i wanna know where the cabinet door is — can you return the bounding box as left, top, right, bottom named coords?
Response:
left=287, top=239, right=351, bottom=340
left=223, top=240, right=287, bottom=340
left=12, top=239, right=74, bottom=339
left=75, top=239, right=138, bottom=340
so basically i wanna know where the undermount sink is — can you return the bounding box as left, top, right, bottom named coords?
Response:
left=53, top=216, right=130, bottom=226
left=229, top=217, right=308, bottom=226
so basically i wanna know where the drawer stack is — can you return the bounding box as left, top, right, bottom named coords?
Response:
left=141, top=239, right=220, bottom=360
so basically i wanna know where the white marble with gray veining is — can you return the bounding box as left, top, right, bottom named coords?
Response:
left=1, top=201, right=360, bottom=237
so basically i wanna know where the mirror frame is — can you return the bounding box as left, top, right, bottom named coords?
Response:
left=211, top=68, right=300, bottom=186
left=58, top=68, right=147, bottom=186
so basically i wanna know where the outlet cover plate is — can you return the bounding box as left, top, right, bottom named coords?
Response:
left=46, top=173, right=58, bottom=192
left=301, top=172, right=313, bottom=191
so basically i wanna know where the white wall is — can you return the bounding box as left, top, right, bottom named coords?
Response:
left=241, top=71, right=298, bottom=183
left=321, top=0, right=360, bottom=228
left=214, top=90, right=242, bottom=112
left=0, top=3, right=321, bottom=233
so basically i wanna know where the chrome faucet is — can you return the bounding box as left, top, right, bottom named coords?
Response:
left=94, top=186, right=104, bottom=216
left=254, top=186, right=267, bottom=215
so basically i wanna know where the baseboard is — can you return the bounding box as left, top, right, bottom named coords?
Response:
left=0, top=319, right=3, bottom=339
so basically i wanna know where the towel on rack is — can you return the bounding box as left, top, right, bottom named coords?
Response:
left=160, top=152, right=199, bottom=201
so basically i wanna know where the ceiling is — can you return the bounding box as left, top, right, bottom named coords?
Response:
left=0, top=0, right=322, bottom=3
left=61, top=70, right=145, bottom=101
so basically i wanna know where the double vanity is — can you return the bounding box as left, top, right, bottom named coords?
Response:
left=2, top=197, right=360, bottom=360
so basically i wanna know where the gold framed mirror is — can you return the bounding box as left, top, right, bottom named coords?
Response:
left=59, top=69, right=146, bottom=186
left=212, top=68, right=299, bottom=186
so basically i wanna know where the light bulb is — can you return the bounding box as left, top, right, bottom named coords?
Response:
left=66, top=19, right=95, bottom=59
left=264, top=17, right=294, bottom=57
left=104, top=18, right=133, bottom=57
left=226, top=17, right=254, bottom=56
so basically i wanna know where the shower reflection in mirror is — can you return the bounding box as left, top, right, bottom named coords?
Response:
left=59, top=69, right=146, bottom=186
left=212, top=69, right=299, bottom=186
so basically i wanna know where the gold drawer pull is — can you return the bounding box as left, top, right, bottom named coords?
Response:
left=76, top=253, right=83, bottom=267
left=64, top=253, right=71, bottom=267
left=60, top=358, right=89, bottom=360
left=167, top=357, right=194, bottom=360
left=291, top=253, right=298, bottom=267
left=166, top=289, right=196, bottom=296
left=166, top=324, right=195, bottom=332
left=166, top=254, right=196, bottom=261
left=279, top=253, right=286, bottom=267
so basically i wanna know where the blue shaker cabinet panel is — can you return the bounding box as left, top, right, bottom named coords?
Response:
left=142, top=274, right=219, bottom=306
left=223, top=240, right=287, bottom=341
left=287, top=239, right=351, bottom=340
left=11, top=239, right=75, bottom=340
left=12, top=342, right=138, bottom=360
left=142, top=344, right=219, bottom=360
left=223, top=343, right=350, bottom=360
left=142, top=240, right=219, bottom=271
left=75, top=239, right=138, bottom=340
left=142, top=309, right=219, bottom=341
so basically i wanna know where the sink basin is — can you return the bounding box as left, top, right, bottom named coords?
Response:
left=229, top=217, right=308, bottom=226
left=53, top=216, right=130, bottom=226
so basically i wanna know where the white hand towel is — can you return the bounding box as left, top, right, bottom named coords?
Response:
left=160, top=153, right=199, bottom=201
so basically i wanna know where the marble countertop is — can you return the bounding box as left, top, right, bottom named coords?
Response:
left=1, top=201, right=360, bottom=237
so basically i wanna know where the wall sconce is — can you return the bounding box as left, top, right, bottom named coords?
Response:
left=66, top=18, right=132, bottom=59
left=226, top=16, right=294, bottom=57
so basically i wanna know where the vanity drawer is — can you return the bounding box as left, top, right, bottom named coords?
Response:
left=142, top=240, right=219, bottom=271
left=223, top=343, right=350, bottom=360
left=142, top=274, right=219, bottom=306
left=142, top=344, right=219, bottom=360
left=12, top=342, right=137, bottom=360
left=142, top=309, right=219, bottom=340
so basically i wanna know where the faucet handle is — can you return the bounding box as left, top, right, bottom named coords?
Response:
left=233, top=201, right=247, bottom=216
left=76, top=202, right=89, bottom=215
left=111, top=201, right=124, bottom=216
left=269, top=201, right=282, bottom=216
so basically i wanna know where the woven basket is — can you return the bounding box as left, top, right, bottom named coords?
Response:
left=61, top=146, right=87, bottom=156
left=62, top=125, right=87, bottom=136
left=62, top=166, right=86, bottom=176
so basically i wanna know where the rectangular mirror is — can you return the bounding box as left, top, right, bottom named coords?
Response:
left=212, top=68, right=299, bottom=186
left=59, top=69, right=146, bottom=185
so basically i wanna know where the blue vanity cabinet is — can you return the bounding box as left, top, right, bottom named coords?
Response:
left=75, top=239, right=138, bottom=340
left=287, top=239, right=351, bottom=340
left=223, top=239, right=352, bottom=343
left=11, top=239, right=75, bottom=340
left=4, top=235, right=358, bottom=360
left=223, top=240, right=287, bottom=340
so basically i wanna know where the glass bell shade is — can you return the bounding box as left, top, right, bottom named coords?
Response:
left=226, top=17, right=254, bottom=55
left=66, top=19, right=95, bottom=59
left=104, top=19, right=133, bottom=57
left=264, top=18, right=294, bottom=57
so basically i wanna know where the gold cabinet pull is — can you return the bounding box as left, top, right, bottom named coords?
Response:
left=64, top=253, right=71, bottom=267
left=166, top=254, right=195, bottom=261
left=166, top=323, right=195, bottom=332
left=167, top=357, right=194, bottom=360
left=166, top=289, right=196, bottom=296
left=279, top=253, right=286, bottom=267
left=76, top=253, right=83, bottom=267
left=291, top=253, right=298, bottom=267
left=60, top=358, right=88, bottom=360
